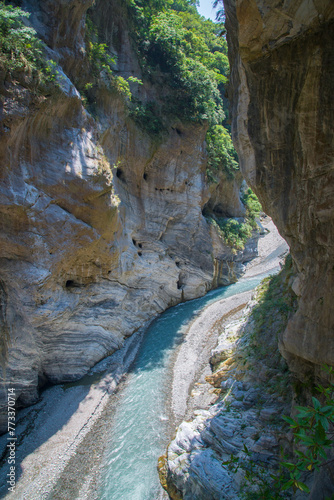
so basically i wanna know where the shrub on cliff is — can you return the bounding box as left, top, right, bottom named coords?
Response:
left=206, top=188, right=262, bottom=251
left=127, top=0, right=228, bottom=126
left=126, top=0, right=238, bottom=186
left=206, top=124, right=239, bottom=180
left=82, top=16, right=142, bottom=106
left=0, top=2, right=56, bottom=85
left=242, top=187, right=263, bottom=228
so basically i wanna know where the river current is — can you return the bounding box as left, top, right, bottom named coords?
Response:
left=99, top=271, right=277, bottom=500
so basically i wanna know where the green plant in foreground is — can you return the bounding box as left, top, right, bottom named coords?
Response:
left=281, top=364, right=334, bottom=494
left=222, top=365, right=334, bottom=498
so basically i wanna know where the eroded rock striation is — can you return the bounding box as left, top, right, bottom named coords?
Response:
left=224, top=0, right=334, bottom=377
left=0, top=0, right=257, bottom=431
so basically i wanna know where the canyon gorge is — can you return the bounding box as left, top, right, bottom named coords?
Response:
left=0, top=0, right=333, bottom=498
left=0, top=0, right=258, bottom=433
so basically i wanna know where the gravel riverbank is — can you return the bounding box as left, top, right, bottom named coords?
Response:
left=162, top=219, right=291, bottom=499
left=171, top=217, right=288, bottom=423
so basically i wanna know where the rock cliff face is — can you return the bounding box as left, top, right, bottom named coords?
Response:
left=224, top=0, right=334, bottom=377
left=0, top=0, right=257, bottom=431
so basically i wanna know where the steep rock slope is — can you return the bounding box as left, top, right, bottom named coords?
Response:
left=224, top=0, right=334, bottom=377
left=0, top=0, right=257, bottom=431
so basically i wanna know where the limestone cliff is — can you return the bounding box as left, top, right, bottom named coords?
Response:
left=0, top=0, right=257, bottom=431
left=224, top=0, right=334, bottom=378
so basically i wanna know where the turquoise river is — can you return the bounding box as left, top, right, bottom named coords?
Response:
left=99, top=271, right=277, bottom=500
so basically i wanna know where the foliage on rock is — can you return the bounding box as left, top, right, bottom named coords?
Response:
left=0, top=2, right=56, bottom=86
left=126, top=0, right=231, bottom=142
left=0, top=0, right=239, bottom=195
left=206, top=188, right=262, bottom=251
left=280, top=365, right=334, bottom=495
left=225, top=366, right=334, bottom=499
left=206, top=124, right=239, bottom=181
left=82, top=15, right=142, bottom=106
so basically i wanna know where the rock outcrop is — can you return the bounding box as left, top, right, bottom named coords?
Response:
left=224, top=0, right=334, bottom=378
left=0, top=0, right=258, bottom=431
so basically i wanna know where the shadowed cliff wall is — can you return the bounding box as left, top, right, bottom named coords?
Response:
left=224, top=0, right=334, bottom=378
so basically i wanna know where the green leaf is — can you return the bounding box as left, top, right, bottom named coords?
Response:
left=322, top=406, right=334, bottom=416
left=299, top=434, right=316, bottom=445
left=282, top=415, right=297, bottom=426
left=295, top=480, right=310, bottom=493
left=312, top=397, right=321, bottom=410
left=281, top=462, right=296, bottom=471
left=282, top=479, right=294, bottom=490
left=320, top=416, right=329, bottom=432
left=318, top=447, right=329, bottom=459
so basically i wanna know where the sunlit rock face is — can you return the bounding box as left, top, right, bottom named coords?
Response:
left=0, top=0, right=257, bottom=431
left=224, top=0, right=334, bottom=377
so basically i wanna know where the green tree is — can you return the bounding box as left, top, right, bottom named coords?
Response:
left=128, top=0, right=227, bottom=126
left=206, top=124, right=239, bottom=180
left=0, top=1, right=56, bottom=83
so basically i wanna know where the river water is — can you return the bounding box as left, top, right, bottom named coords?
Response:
left=98, top=271, right=277, bottom=500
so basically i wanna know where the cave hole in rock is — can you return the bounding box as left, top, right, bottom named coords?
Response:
left=132, top=238, right=137, bottom=246
left=116, top=168, right=126, bottom=183
left=138, top=243, right=142, bottom=248
left=202, top=205, right=210, bottom=217
left=177, top=272, right=186, bottom=290
left=172, top=127, right=182, bottom=136
left=143, top=173, right=148, bottom=181
left=65, top=280, right=82, bottom=289
left=175, top=261, right=180, bottom=268
left=138, top=251, right=142, bottom=257
left=202, top=203, right=235, bottom=219
left=38, top=372, right=52, bottom=390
